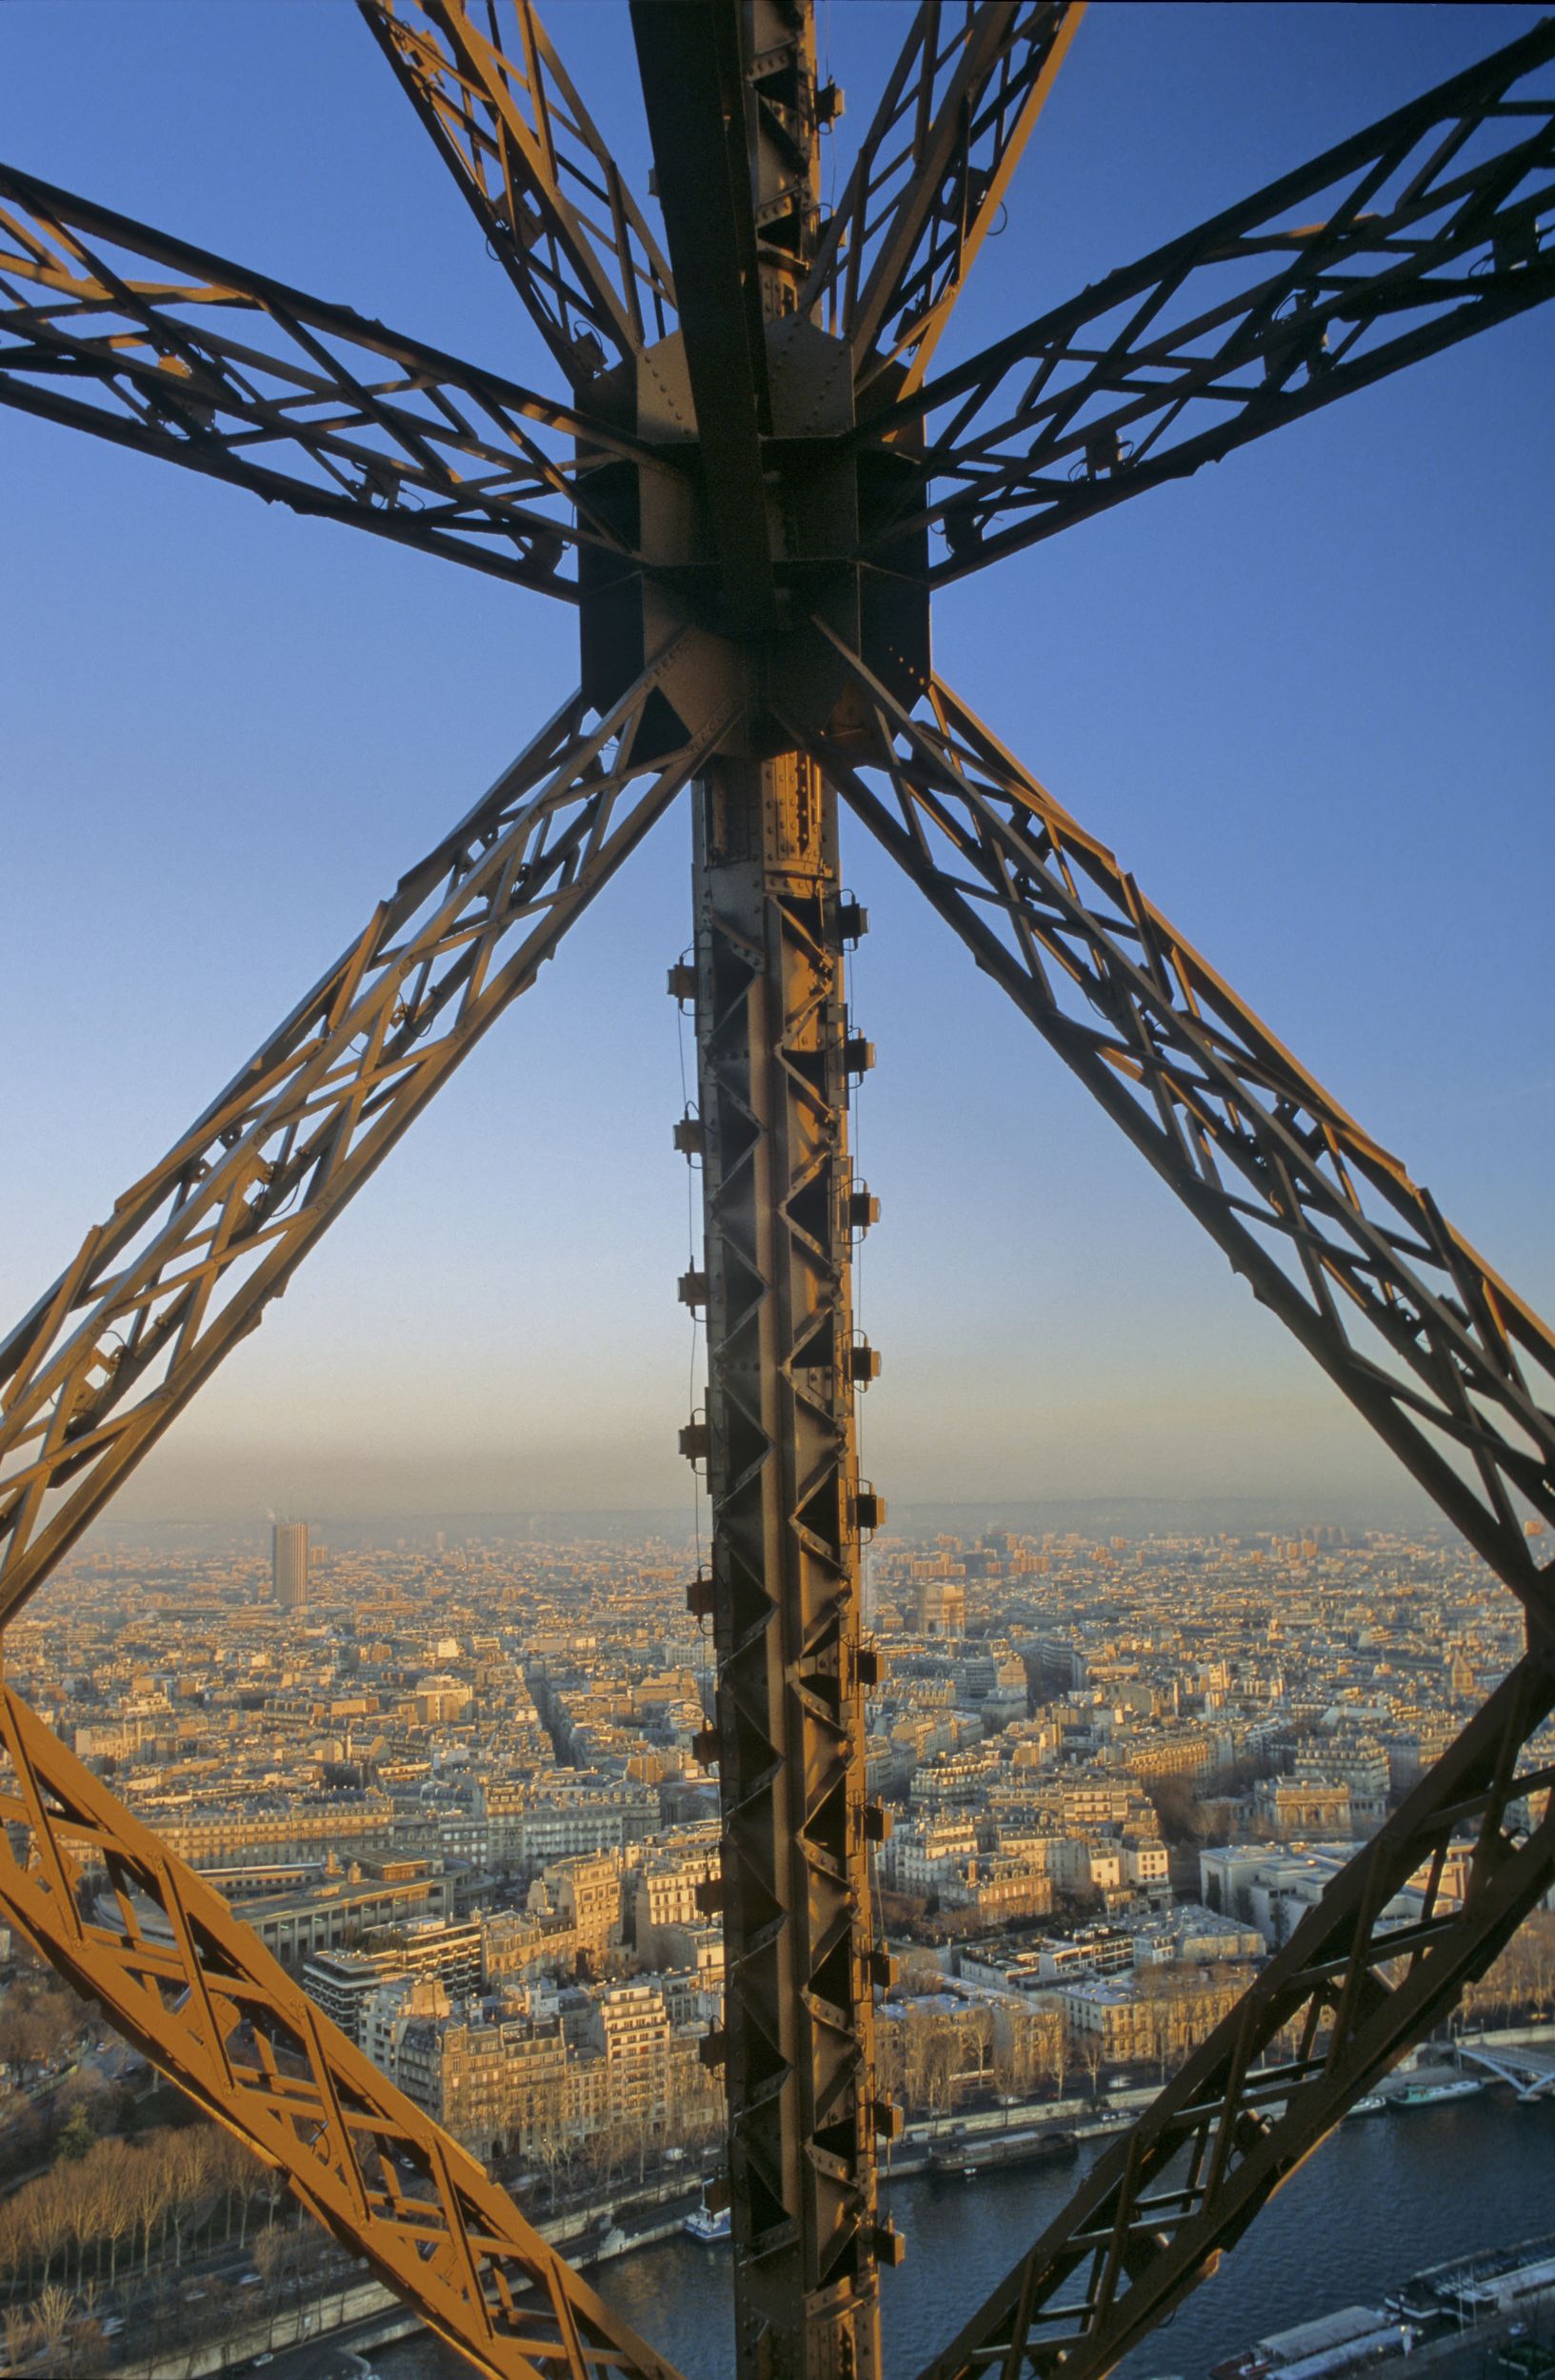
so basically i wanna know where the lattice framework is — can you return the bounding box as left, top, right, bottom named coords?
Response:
left=1, top=9, right=1553, bottom=2379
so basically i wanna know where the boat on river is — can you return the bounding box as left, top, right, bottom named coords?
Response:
left=684, top=2193, right=731, bottom=2242
left=928, top=2126, right=1077, bottom=2179
left=1389, top=2076, right=1483, bottom=2110
left=1386, top=2230, right=1555, bottom=2328
left=1208, top=2302, right=1405, bottom=2380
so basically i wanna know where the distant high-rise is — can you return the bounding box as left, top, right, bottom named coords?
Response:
left=272, top=1520, right=309, bottom=1610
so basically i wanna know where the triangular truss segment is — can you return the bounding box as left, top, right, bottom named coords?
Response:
left=853, top=15, right=1555, bottom=575
left=917, top=1653, right=1555, bottom=2380
left=803, top=1, right=1083, bottom=400
left=0, top=1683, right=688, bottom=2380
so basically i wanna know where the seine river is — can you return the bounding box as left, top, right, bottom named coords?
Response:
left=377, top=2092, right=1555, bottom=2378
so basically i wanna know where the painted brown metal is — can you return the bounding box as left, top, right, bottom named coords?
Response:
left=800, top=650, right=1555, bottom=1614
left=631, top=2, right=779, bottom=635
left=690, top=750, right=887, bottom=2380
left=909, top=1652, right=1555, bottom=2380
left=0, top=163, right=668, bottom=596
left=651, top=13, right=892, bottom=2370
left=851, top=15, right=1555, bottom=578
left=0, top=648, right=736, bottom=1635
left=0, top=1680, right=689, bottom=2380
left=363, top=1, right=676, bottom=384
left=1, top=9, right=1554, bottom=2380
left=802, top=2, right=1084, bottom=403
left=794, top=641, right=1555, bottom=2376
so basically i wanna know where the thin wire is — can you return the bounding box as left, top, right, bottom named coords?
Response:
left=674, top=966, right=708, bottom=1599
left=823, top=0, right=838, bottom=221
left=843, top=894, right=893, bottom=2014
left=846, top=901, right=868, bottom=1501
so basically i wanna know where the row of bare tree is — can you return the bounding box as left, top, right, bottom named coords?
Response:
left=3, top=2279, right=111, bottom=2379
left=875, top=1999, right=1066, bottom=2116
left=0, top=2123, right=277, bottom=2298
left=1454, top=1910, right=1555, bottom=2029
left=504, top=2064, right=727, bottom=2202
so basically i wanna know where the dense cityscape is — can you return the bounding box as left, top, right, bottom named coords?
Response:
left=2, top=1511, right=1551, bottom=2373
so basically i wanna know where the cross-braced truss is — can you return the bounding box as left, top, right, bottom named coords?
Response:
left=1, top=8, right=1552, bottom=2380
left=0, top=650, right=732, bottom=1628
left=362, top=0, right=677, bottom=384
left=851, top=15, right=1555, bottom=577
left=915, top=1651, right=1555, bottom=2380
left=0, top=161, right=650, bottom=595
left=799, top=651, right=1555, bottom=1612
left=0, top=1682, right=688, bottom=2380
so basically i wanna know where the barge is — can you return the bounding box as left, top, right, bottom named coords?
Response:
left=927, top=2126, right=1077, bottom=2180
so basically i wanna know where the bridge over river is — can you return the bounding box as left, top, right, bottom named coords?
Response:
left=1454, top=2023, right=1555, bottom=2101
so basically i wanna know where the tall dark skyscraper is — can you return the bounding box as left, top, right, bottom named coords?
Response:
left=271, top=1520, right=309, bottom=1611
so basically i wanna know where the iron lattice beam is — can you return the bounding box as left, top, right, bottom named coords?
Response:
left=802, top=1, right=1083, bottom=403
left=850, top=15, right=1555, bottom=581
left=689, top=752, right=888, bottom=2380
left=630, top=0, right=777, bottom=633
left=793, top=653, right=1555, bottom=2378
left=0, top=647, right=734, bottom=1634
left=3, top=10, right=1554, bottom=2380
left=362, top=0, right=676, bottom=386
left=0, top=1682, right=687, bottom=2380
left=800, top=651, right=1555, bottom=1627
left=912, top=1651, right=1555, bottom=2380
left=648, top=15, right=893, bottom=2373
left=0, top=162, right=663, bottom=597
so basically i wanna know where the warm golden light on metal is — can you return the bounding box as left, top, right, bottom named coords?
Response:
left=1, top=6, right=1553, bottom=2377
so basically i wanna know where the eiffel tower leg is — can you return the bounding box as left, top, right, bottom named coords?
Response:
left=688, top=751, right=887, bottom=2380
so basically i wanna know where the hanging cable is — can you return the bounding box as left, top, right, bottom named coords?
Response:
left=674, top=959, right=713, bottom=1716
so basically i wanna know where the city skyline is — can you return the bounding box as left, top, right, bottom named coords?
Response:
left=3, top=0, right=1550, bottom=1534
left=5, top=1438, right=1548, bottom=2371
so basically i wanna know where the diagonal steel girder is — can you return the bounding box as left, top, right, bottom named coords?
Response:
left=797, top=646, right=1555, bottom=1628
left=802, top=0, right=1084, bottom=403
left=0, top=1680, right=689, bottom=2380
left=0, top=160, right=662, bottom=598
left=787, top=638, right=1555, bottom=2370
left=908, top=1650, right=1555, bottom=2380
left=0, top=645, right=736, bottom=1634
left=847, top=14, right=1555, bottom=580
left=362, top=0, right=676, bottom=386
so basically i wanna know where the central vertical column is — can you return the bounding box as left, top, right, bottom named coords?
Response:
left=690, top=749, right=887, bottom=2380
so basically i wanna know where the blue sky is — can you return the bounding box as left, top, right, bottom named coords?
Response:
left=2, top=3, right=1550, bottom=1529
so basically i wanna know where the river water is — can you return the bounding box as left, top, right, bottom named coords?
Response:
left=376, top=2092, right=1555, bottom=2379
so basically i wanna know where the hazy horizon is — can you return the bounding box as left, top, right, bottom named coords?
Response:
left=70, top=1486, right=1455, bottom=1565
